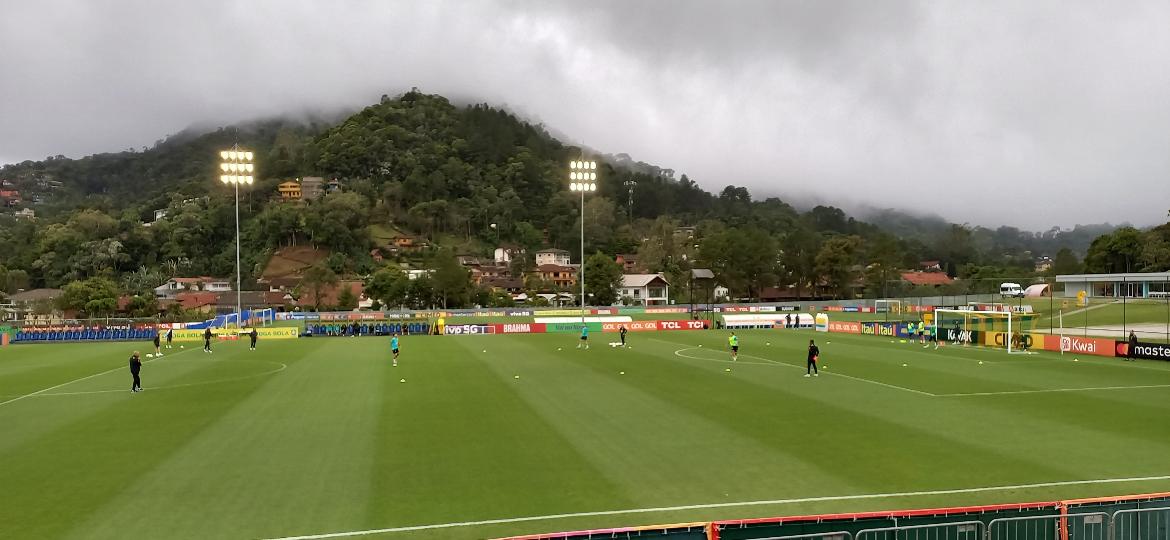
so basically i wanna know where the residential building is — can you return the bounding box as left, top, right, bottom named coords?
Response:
left=530, top=264, right=577, bottom=288
left=535, top=248, right=572, bottom=266
left=301, top=177, right=325, bottom=201
left=1034, top=257, right=1053, bottom=273
left=919, top=260, right=943, bottom=272
left=620, top=274, right=671, bottom=305
left=153, top=209, right=168, bottom=221
left=1056, top=272, right=1170, bottom=299
left=405, top=269, right=433, bottom=280
left=278, top=181, right=302, bottom=200
left=154, top=277, right=232, bottom=300
left=8, top=288, right=64, bottom=317
left=0, top=189, right=20, bottom=206
left=457, top=255, right=484, bottom=267
left=15, top=208, right=35, bottom=220
left=325, top=178, right=342, bottom=194
left=494, top=245, right=522, bottom=264
left=900, top=272, right=955, bottom=287
left=615, top=254, right=638, bottom=273
left=483, top=277, right=524, bottom=294
left=471, top=264, right=509, bottom=285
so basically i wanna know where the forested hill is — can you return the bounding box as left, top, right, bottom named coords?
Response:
left=0, top=89, right=1155, bottom=303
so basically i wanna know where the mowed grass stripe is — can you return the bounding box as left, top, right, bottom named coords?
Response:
left=0, top=343, right=280, bottom=539
left=0, top=341, right=155, bottom=397
left=355, top=335, right=636, bottom=538
left=471, top=334, right=863, bottom=508
left=634, top=333, right=1088, bottom=490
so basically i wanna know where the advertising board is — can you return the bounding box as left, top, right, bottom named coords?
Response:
left=827, top=321, right=861, bottom=334
left=1041, top=335, right=1116, bottom=357
left=443, top=324, right=496, bottom=336
left=1115, top=341, right=1170, bottom=361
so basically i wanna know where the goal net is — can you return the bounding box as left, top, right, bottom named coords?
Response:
left=875, top=299, right=903, bottom=315
left=934, top=309, right=1036, bottom=354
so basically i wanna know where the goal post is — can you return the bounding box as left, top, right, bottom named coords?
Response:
left=934, top=309, right=1036, bottom=354
left=875, top=299, right=903, bottom=315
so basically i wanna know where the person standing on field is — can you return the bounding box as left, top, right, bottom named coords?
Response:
left=805, top=339, right=819, bottom=377
left=165, top=327, right=173, bottom=349
left=203, top=327, right=213, bottom=353
left=1128, top=330, right=1139, bottom=361
left=619, top=325, right=628, bottom=347
left=249, top=327, right=258, bottom=351
left=129, top=351, right=143, bottom=392
left=728, top=332, right=739, bottom=361
left=153, top=331, right=162, bottom=357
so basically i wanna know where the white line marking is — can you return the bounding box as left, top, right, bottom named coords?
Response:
left=670, top=346, right=936, bottom=397
left=20, top=361, right=288, bottom=397
left=259, top=474, right=1170, bottom=540
left=0, top=347, right=197, bottom=407
left=939, top=383, right=1170, bottom=397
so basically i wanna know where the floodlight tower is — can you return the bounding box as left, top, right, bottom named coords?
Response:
left=569, top=160, right=598, bottom=323
left=219, top=147, right=254, bottom=327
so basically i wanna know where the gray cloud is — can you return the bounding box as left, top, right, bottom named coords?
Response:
left=2, top=0, right=1168, bottom=229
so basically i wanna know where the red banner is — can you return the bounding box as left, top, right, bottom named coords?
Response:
left=828, top=321, right=862, bottom=334
left=1041, top=335, right=1115, bottom=357
left=492, top=323, right=547, bottom=334
left=657, top=320, right=706, bottom=331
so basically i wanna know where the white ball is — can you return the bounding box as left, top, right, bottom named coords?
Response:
left=180, top=345, right=184, bottom=349
left=514, top=375, right=520, bottom=379
left=902, top=363, right=908, bottom=367
left=399, top=378, right=406, bottom=383
left=557, top=348, right=562, bottom=351
left=978, top=361, right=984, bottom=365
left=698, top=344, right=703, bottom=347
left=482, top=350, right=487, bottom=353
left=619, top=371, right=625, bottom=375
left=766, top=342, right=771, bottom=346
left=145, top=354, right=153, bottom=358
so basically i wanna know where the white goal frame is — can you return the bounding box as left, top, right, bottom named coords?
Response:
left=875, top=299, right=903, bottom=315
left=934, top=309, right=1033, bottom=354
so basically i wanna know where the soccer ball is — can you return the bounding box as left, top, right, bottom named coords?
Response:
left=145, top=354, right=153, bottom=358
left=514, top=375, right=520, bottom=379
left=557, top=348, right=562, bottom=351
left=399, top=378, right=406, bottom=383
left=902, top=363, right=908, bottom=367
left=619, top=371, right=625, bottom=375
left=978, top=361, right=984, bottom=365
left=180, top=345, right=184, bottom=349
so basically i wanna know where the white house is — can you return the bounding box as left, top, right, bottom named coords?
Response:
left=620, top=274, right=671, bottom=306
left=405, top=269, right=434, bottom=280
left=494, top=246, right=523, bottom=264
left=535, top=248, right=571, bottom=266
left=154, top=277, right=232, bottom=299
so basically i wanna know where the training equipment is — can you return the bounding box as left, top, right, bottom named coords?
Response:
left=698, top=344, right=702, bottom=347
left=482, top=350, right=487, bottom=353
left=179, top=345, right=184, bottom=348
left=934, top=308, right=1035, bottom=355
left=766, top=342, right=771, bottom=346
left=399, top=378, right=405, bottom=383
left=619, top=371, right=625, bottom=375
left=979, top=361, right=984, bottom=365
left=557, top=347, right=562, bottom=351
left=514, top=375, right=520, bottom=379
left=724, top=368, right=731, bottom=372
left=902, top=363, right=908, bottom=367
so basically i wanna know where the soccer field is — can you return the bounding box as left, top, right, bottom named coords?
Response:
left=3, top=331, right=1170, bottom=539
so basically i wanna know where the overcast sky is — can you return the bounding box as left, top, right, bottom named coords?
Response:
left=2, top=0, right=1168, bottom=229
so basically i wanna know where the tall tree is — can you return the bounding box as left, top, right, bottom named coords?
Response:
left=815, top=235, right=862, bottom=299
left=584, top=251, right=624, bottom=306
left=301, top=263, right=338, bottom=311
left=1052, top=247, right=1082, bottom=275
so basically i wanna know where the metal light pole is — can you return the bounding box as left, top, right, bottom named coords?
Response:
left=219, top=147, right=254, bottom=328
left=569, top=160, right=597, bottom=324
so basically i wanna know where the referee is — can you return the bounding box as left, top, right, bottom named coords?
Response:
left=805, top=339, right=819, bottom=377
left=129, top=351, right=143, bottom=392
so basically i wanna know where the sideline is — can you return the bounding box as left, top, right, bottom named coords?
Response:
left=260, top=474, right=1170, bottom=540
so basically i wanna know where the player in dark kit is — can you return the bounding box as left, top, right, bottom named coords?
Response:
left=620, top=325, right=628, bottom=346
left=152, top=331, right=162, bottom=356
left=249, top=327, right=258, bottom=351
left=805, top=339, right=819, bottom=377
left=203, top=327, right=213, bottom=353
left=165, top=327, right=173, bottom=349
left=129, top=351, right=143, bottom=392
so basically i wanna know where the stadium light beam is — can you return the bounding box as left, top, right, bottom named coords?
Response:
left=569, top=160, right=598, bottom=323
left=219, top=145, right=255, bottom=328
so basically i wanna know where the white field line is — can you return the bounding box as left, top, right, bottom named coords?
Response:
left=0, top=347, right=196, bottom=407
left=260, top=474, right=1170, bottom=540
left=669, top=345, right=937, bottom=397
left=938, top=383, right=1170, bottom=397
left=21, top=361, right=288, bottom=397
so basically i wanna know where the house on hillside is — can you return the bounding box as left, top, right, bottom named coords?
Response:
left=278, top=181, right=302, bottom=201
left=300, top=177, right=325, bottom=201
left=535, top=248, right=571, bottom=266
left=0, top=189, right=20, bottom=206
left=471, top=264, right=509, bottom=285
left=919, top=260, right=943, bottom=272
left=1034, top=257, right=1053, bottom=273
left=7, top=288, right=63, bottom=318
left=15, top=208, right=35, bottom=220
left=154, top=277, right=232, bottom=300
left=620, top=274, right=670, bottom=306
left=325, top=178, right=342, bottom=194
left=901, top=272, right=955, bottom=287
left=457, top=255, right=484, bottom=267
left=615, top=254, right=638, bottom=273
left=173, top=291, right=219, bottom=314
left=482, top=277, right=524, bottom=295
left=494, top=245, right=522, bottom=264
left=529, top=264, right=577, bottom=288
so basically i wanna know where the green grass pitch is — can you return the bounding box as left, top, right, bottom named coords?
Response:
left=3, top=330, right=1170, bottom=539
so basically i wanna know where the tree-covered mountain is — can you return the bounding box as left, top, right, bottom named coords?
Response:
left=0, top=89, right=1161, bottom=313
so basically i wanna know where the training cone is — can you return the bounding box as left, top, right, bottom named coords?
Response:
left=399, top=378, right=406, bottom=383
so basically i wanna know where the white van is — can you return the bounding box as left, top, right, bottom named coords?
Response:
left=999, top=282, right=1025, bottom=298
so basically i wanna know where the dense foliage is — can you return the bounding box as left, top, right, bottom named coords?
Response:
left=1, top=89, right=1163, bottom=309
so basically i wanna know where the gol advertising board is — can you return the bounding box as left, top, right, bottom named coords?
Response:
left=1115, top=341, right=1170, bottom=361
left=492, top=323, right=547, bottom=334
left=602, top=321, right=659, bottom=332
left=827, top=321, right=862, bottom=334
left=169, top=327, right=298, bottom=342
left=1041, top=335, right=1116, bottom=357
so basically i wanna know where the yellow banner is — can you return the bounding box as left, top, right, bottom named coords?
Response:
left=982, top=331, right=1043, bottom=351
left=168, top=327, right=298, bottom=342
